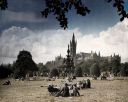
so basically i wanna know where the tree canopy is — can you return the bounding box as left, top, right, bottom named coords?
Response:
left=41, top=0, right=128, bottom=29
left=37, top=63, right=49, bottom=76
left=49, top=68, right=59, bottom=77
left=90, top=63, right=101, bottom=77
left=120, top=62, right=128, bottom=76
left=0, top=64, right=12, bottom=79
left=14, top=50, right=38, bottom=78
left=75, top=67, right=83, bottom=77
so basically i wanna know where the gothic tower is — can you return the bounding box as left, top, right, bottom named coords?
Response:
left=70, top=33, right=77, bottom=65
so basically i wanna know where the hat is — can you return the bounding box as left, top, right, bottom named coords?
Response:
left=65, top=83, right=68, bottom=86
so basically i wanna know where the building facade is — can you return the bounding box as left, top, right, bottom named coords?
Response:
left=45, top=33, right=121, bottom=69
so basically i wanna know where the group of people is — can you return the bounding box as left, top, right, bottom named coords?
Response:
left=77, top=79, right=91, bottom=89
left=48, top=79, right=91, bottom=97
left=48, top=83, right=80, bottom=97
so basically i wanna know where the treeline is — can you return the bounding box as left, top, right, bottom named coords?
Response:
left=0, top=64, right=13, bottom=79
left=0, top=50, right=128, bottom=79
left=76, top=55, right=128, bottom=77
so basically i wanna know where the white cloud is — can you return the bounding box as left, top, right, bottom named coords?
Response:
left=77, top=19, right=128, bottom=62
left=0, top=19, right=128, bottom=64
left=0, top=26, right=80, bottom=64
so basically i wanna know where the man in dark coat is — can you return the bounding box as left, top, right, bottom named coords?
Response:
left=60, top=83, right=70, bottom=97
left=86, top=79, right=91, bottom=88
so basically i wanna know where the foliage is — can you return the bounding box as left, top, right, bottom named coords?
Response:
left=90, top=63, right=100, bottom=77
left=37, top=63, right=49, bottom=76
left=1, top=0, right=127, bottom=29
left=76, top=54, right=121, bottom=76
left=75, top=67, right=83, bottom=77
left=49, top=68, right=59, bottom=77
left=0, top=64, right=12, bottom=79
left=99, top=60, right=110, bottom=72
left=41, top=0, right=128, bottom=29
left=41, top=0, right=90, bottom=29
left=14, top=50, right=38, bottom=78
left=107, top=0, right=128, bottom=21
left=77, top=61, right=92, bottom=75
left=120, top=62, right=128, bottom=76
left=0, top=0, right=7, bottom=10
left=111, top=55, right=121, bottom=75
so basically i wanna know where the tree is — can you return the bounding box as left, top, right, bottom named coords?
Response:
left=1, top=0, right=127, bottom=29
left=77, top=61, right=91, bottom=76
left=75, top=67, right=83, bottom=77
left=0, top=0, right=7, bottom=10
left=49, top=68, right=59, bottom=77
left=99, top=59, right=110, bottom=72
left=0, top=64, right=13, bottom=79
left=111, top=55, right=121, bottom=76
left=120, top=62, right=128, bottom=76
left=14, top=50, right=38, bottom=79
left=37, top=63, right=49, bottom=76
left=90, top=63, right=100, bottom=77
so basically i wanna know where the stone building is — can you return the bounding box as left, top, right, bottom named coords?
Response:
left=45, top=33, right=121, bottom=69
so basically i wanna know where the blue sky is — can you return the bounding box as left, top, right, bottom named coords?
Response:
left=0, top=0, right=125, bottom=33
left=0, top=0, right=128, bottom=64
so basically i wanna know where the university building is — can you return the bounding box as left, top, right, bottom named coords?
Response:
left=45, top=33, right=121, bottom=69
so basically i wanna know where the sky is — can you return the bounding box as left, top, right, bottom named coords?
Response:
left=0, top=0, right=128, bottom=64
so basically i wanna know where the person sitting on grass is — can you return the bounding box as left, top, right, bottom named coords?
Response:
left=59, top=83, right=70, bottom=97
left=3, top=80, right=11, bottom=85
left=69, top=85, right=74, bottom=96
left=73, top=84, right=80, bottom=96
left=81, top=79, right=87, bottom=89
left=77, top=81, right=82, bottom=90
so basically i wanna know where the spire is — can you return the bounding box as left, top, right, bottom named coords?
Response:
left=73, top=32, right=75, bottom=38
left=72, top=33, right=75, bottom=42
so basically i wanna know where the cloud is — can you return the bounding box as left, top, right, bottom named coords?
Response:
left=0, top=19, right=128, bottom=64
left=1, top=10, right=47, bottom=22
left=77, top=19, right=128, bottom=62
left=0, top=26, right=81, bottom=64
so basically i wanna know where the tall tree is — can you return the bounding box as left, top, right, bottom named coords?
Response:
left=75, top=67, right=83, bottom=77
left=0, top=64, right=12, bottom=79
left=14, top=50, right=38, bottom=78
left=90, top=63, right=100, bottom=77
left=120, top=62, right=128, bottom=76
left=111, top=55, right=121, bottom=76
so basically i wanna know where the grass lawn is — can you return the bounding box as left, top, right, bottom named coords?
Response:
left=0, top=77, right=128, bottom=102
